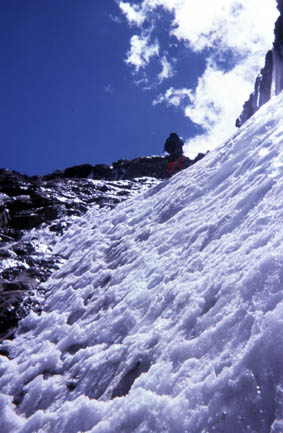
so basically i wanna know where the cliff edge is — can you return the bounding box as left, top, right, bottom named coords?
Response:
left=236, top=0, right=283, bottom=127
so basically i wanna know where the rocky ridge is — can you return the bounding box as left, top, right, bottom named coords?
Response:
left=46, top=153, right=205, bottom=181
left=236, top=0, right=283, bottom=127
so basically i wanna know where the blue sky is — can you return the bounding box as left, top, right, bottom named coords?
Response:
left=0, top=0, right=278, bottom=175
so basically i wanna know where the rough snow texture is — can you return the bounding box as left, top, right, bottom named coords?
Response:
left=236, top=2, right=283, bottom=127
left=1, top=92, right=283, bottom=432
left=0, top=174, right=158, bottom=341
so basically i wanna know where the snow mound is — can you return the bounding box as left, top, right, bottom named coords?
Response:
left=0, top=92, right=283, bottom=433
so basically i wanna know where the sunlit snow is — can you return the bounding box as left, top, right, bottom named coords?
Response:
left=1, top=93, right=283, bottom=433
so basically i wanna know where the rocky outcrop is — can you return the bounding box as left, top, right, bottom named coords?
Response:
left=49, top=154, right=205, bottom=181
left=0, top=169, right=154, bottom=235
left=60, top=157, right=169, bottom=180
left=0, top=169, right=158, bottom=342
left=236, top=1, right=283, bottom=127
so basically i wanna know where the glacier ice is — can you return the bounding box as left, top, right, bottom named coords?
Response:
left=0, top=92, right=283, bottom=433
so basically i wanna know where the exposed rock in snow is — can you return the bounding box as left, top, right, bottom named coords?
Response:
left=48, top=154, right=205, bottom=181
left=0, top=168, right=159, bottom=342
left=236, top=2, right=283, bottom=127
left=0, top=91, right=282, bottom=433
left=0, top=150, right=207, bottom=341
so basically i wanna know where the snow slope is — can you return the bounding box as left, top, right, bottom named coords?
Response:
left=1, top=92, right=283, bottom=433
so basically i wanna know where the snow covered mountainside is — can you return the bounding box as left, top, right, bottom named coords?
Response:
left=0, top=172, right=158, bottom=342
left=1, top=92, right=283, bottom=432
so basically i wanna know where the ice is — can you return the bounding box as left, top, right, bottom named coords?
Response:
left=0, top=92, right=283, bottom=432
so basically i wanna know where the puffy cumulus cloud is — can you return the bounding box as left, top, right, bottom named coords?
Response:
left=171, top=0, right=277, bottom=55
left=126, top=35, right=159, bottom=71
left=120, top=0, right=279, bottom=153
left=120, top=0, right=277, bottom=54
left=183, top=61, right=256, bottom=157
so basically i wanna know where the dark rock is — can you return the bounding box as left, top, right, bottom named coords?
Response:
left=0, top=169, right=28, bottom=185
left=8, top=196, right=34, bottom=212
left=112, top=156, right=169, bottom=179
left=9, top=206, right=60, bottom=230
left=63, top=164, right=93, bottom=179
left=236, top=7, right=283, bottom=127
left=54, top=154, right=205, bottom=182
left=42, top=170, right=64, bottom=181
left=49, top=222, right=68, bottom=234
left=2, top=267, right=26, bottom=281
left=194, top=152, right=206, bottom=163
left=12, top=242, right=36, bottom=256
left=92, top=164, right=112, bottom=179
left=2, top=281, right=29, bottom=292
left=0, top=347, right=9, bottom=357
left=67, top=381, right=77, bottom=392
left=274, top=14, right=283, bottom=93
left=0, top=270, right=39, bottom=341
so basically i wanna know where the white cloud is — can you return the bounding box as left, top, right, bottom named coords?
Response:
left=170, top=0, right=277, bottom=55
left=153, top=87, right=192, bottom=106
left=120, top=0, right=279, bottom=153
left=158, top=56, right=175, bottom=82
left=119, top=2, right=146, bottom=27
left=183, top=61, right=255, bottom=157
left=125, top=34, right=159, bottom=71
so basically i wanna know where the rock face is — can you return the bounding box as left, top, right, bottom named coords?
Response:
left=236, top=1, right=283, bottom=127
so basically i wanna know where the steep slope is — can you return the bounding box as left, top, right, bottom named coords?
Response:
left=0, top=152, right=206, bottom=342
left=0, top=171, right=158, bottom=342
left=0, top=92, right=283, bottom=433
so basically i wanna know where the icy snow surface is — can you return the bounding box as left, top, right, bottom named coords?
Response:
left=1, top=93, right=283, bottom=433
